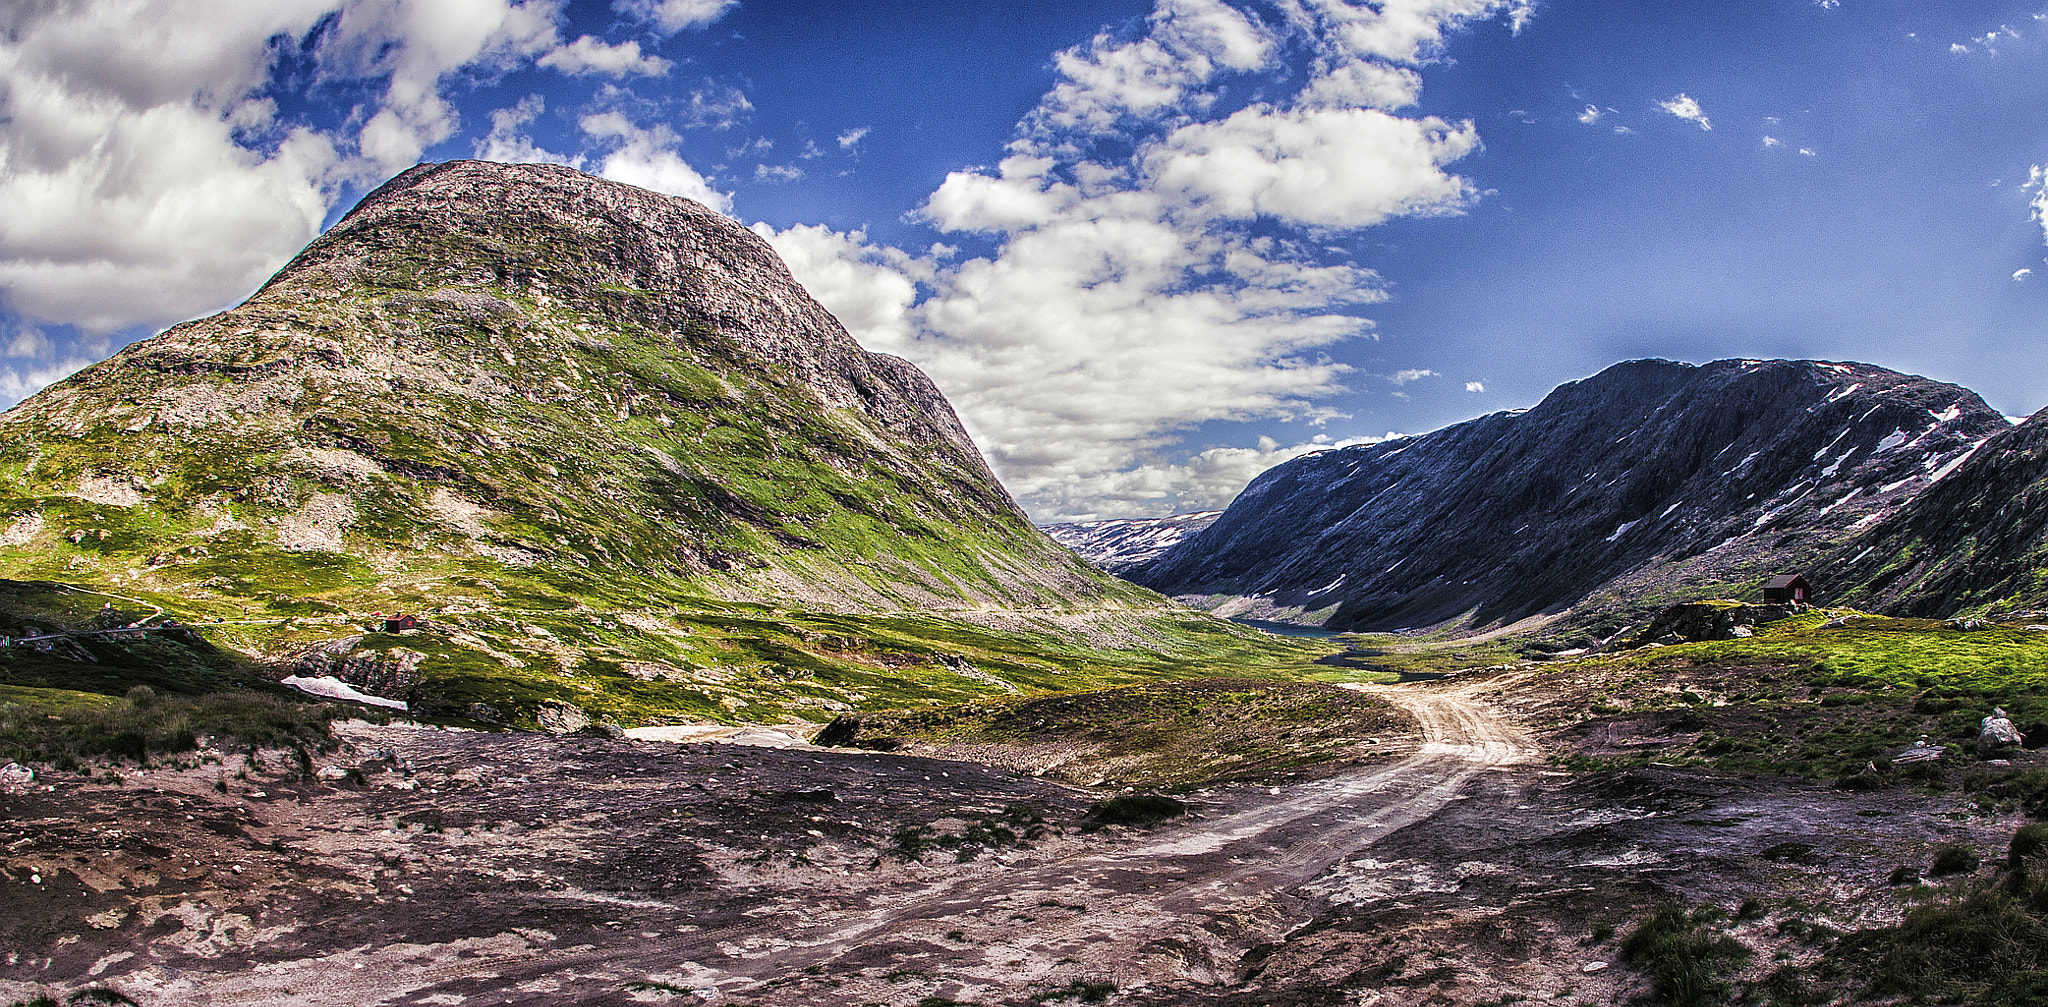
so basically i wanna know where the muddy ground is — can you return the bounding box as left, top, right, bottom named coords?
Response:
left=1, top=671, right=2035, bottom=1006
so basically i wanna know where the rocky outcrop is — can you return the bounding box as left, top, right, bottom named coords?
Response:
left=287, top=639, right=425, bottom=701
left=1129, top=359, right=2007, bottom=632
left=1623, top=602, right=1801, bottom=648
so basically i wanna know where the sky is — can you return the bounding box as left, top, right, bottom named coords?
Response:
left=6, top=0, right=2048, bottom=522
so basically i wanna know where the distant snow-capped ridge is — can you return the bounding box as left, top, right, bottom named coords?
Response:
left=1040, top=511, right=1224, bottom=575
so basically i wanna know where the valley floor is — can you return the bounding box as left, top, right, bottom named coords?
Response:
left=0, top=673, right=2028, bottom=1006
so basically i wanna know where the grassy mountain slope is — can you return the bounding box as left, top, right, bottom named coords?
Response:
left=0, top=161, right=1286, bottom=728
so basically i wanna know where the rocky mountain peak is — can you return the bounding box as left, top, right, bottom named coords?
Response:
left=258, top=159, right=988, bottom=469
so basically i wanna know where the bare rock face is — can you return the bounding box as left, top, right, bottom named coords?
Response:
left=0, top=161, right=1134, bottom=618
left=1129, top=358, right=2007, bottom=632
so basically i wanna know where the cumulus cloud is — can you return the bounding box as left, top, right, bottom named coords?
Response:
left=473, top=94, right=580, bottom=164
left=1465, top=380, right=1485, bottom=392
left=538, top=35, right=671, bottom=77
left=1658, top=93, right=1711, bottom=130
left=0, top=0, right=677, bottom=338
left=1390, top=368, right=1437, bottom=384
left=765, top=0, right=1523, bottom=519
left=1578, top=105, right=1601, bottom=124
left=579, top=111, right=731, bottom=212
left=837, top=126, right=870, bottom=150
left=1027, top=0, right=1278, bottom=135
left=613, top=0, right=737, bottom=33
left=0, top=0, right=348, bottom=333
left=2016, top=268, right=2034, bottom=281
left=322, top=0, right=565, bottom=176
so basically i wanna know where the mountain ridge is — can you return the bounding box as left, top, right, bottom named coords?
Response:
left=1127, top=358, right=2008, bottom=633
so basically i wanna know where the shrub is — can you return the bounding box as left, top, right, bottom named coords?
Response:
left=2012, top=824, right=2048, bottom=871
left=1087, top=794, right=1186, bottom=827
left=1931, top=843, right=1982, bottom=877
left=1619, top=903, right=1754, bottom=1007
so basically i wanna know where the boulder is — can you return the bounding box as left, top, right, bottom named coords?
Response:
left=0, top=762, right=33, bottom=795
left=1978, top=708, right=2026, bottom=758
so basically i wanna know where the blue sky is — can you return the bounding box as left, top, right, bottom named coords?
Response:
left=5, top=0, right=2048, bottom=521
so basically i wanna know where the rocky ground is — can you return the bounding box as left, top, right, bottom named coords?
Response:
left=1, top=671, right=2035, bottom=1006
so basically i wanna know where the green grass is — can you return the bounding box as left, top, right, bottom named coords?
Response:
left=1538, top=609, right=2048, bottom=785
left=0, top=682, right=352, bottom=767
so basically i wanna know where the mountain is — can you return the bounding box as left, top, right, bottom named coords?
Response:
left=1040, top=511, right=1221, bottom=574
left=1127, top=359, right=2008, bottom=634
left=0, top=160, right=1198, bottom=725
left=1824, top=407, right=2048, bottom=616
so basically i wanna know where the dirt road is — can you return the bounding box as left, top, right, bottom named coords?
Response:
left=677, top=675, right=1538, bottom=999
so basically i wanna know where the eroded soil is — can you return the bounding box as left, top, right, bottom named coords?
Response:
left=2, top=672, right=2032, bottom=1006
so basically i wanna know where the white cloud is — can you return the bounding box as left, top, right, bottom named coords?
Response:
left=473, top=94, right=580, bottom=164
left=322, top=0, right=565, bottom=176
left=1658, top=93, right=1711, bottom=130
left=1799, top=147, right=1817, bottom=156
left=1506, top=1, right=1536, bottom=35
left=1390, top=368, right=1436, bottom=384
left=1025, top=432, right=1396, bottom=519
left=579, top=111, right=731, bottom=212
left=674, top=83, right=753, bottom=130
left=1763, top=135, right=1781, bottom=147
left=613, top=0, right=736, bottom=33
left=1951, top=42, right=1970, bottom=53
left=1578, top=104, right=1601, bottom=124
left=1465, top=380, right=1485, bottom=392
left=1141, top=106, right=1480, bottom=227
left=767, top=0, right=1521, bottom=519
left=1027, top=0, right=1278, bottom=135
left=837, top=126, right=870, bottom=150
left=0, top=0, right=348, bottom=333
left=538, top=35, right=671, bottom=77
left=2015, top=268, right=2034, bottom=281
left=754, top=164, right=803, bottom=182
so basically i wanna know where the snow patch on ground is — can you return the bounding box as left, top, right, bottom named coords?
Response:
left=1605, top=520, right=1639, bottom=543
left=280, top=675, right=408, bottom=710
left=1929, top=402, right=1962, bottom=423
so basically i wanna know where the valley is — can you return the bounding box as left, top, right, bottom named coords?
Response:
left=3, top=163, right=2047, bottom=1006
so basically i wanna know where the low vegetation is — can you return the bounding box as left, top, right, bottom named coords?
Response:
left=1620, top=824, right=2048, bottom=1006
left=1532, top=608, right=2048, bottom=789
left=813, top=677, right=1410, bottom=790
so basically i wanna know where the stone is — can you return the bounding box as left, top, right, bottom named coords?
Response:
left=0, top=762, right=33, bottom=795
left=1978, top=708, right=2026, bottom=758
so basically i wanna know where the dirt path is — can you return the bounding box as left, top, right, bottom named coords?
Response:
left=614, top=674, right=1540, bottom=1001
left=5, top=676, right=1549, bottom=1006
